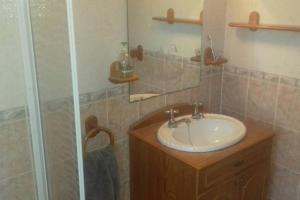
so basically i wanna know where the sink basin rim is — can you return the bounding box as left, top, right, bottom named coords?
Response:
left=157, top=114, right=247, bottom=153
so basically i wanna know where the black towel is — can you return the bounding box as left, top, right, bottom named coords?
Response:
left=84, top=146, right=120, bottom=200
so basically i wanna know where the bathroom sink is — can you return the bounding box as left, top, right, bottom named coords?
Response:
left=157, top=114, right=246, bottom=152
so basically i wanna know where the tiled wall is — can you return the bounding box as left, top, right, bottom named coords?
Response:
left=130, top=49, right=202, bottom=95
left=219, top=0, right=300, bottom=198
left=0, top=108, right=36, bottom=199
left=79, top=64, right=222, bottom=200
left=221, top=65, right=300, bottom=200
left=0, top=102, right=80, bottom=200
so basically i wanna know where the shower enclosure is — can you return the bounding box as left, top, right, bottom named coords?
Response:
left=0, top=0, right=85, bottom=199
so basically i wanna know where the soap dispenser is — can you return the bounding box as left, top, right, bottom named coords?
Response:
left=120, top=42, right=134, bottom=78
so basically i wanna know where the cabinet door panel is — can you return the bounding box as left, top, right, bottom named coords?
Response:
left=238, top=161, right=270, bottom=200
left=198, top=178, right=238, bottom=200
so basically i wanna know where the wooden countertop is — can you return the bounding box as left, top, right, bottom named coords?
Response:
left=129, top=112, right=274, bottom=170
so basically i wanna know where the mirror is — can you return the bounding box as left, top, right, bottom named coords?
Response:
left=127, top=0, right=205, bottom=102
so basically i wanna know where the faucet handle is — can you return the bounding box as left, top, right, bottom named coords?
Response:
left=165, top=109, right=179, bottom=128
left=192, top=102, right=204, bottom=119
left=165, top=109, right=179, bottom=116
left=194, top=102, right=203, bottom=107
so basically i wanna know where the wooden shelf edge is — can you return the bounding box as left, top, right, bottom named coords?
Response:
left=229, top=23, right=300, bottom=32
left=152, top=17, right=203, bottom=25
left=152, top=8, right=203, bottom=26
left=190, top=55, right=201, bottom=62
left=209, top=58, right=228, bottom=66
left=109, top=74, right=139, bottom=84
left=204, top=47, right=228, bottom=66
left=229, top=11, right=300, bottom=33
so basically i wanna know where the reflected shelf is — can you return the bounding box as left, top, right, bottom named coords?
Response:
left=152, top=8, right=203, bottom=26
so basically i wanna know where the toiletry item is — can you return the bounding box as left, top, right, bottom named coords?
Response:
left=195, top=48, right=201, bottom=57
left=110, top=61, right=122, bottom=78
left=120, top=42, right=134, bottom=78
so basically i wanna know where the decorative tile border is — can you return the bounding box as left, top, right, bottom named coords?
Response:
left=3, top=64, right=298, bottom=123
left=223, top=65, right=249, bottom=77
left=280, top=76, right=300, bottom=88
left=224, top=64, right=300, bottom=85
left=46, top=97, right=73, bottom=112
left=0, top=85, right=128, bottom=123
left=79, top=89, right=107, bottom=104
left=210, top=65, right=223, bottom=75
left=107, top=85, right=128, bottom=99
left=143, top=48, right=201, bottom=67
left=0, top=106, right=26, bottom=123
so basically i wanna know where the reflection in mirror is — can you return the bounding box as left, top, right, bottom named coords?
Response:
left=128, top=0, right=205, bottom=102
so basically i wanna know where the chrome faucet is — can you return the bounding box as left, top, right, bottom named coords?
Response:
left=192, top=102, right=205, bottom=120
left=165, top=109, right=191, bottom=128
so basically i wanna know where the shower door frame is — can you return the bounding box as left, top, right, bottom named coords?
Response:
left=17, top=0, right=86, bottom=199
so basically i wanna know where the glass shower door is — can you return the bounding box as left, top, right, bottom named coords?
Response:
left=27, top=0, right=83, bottom=199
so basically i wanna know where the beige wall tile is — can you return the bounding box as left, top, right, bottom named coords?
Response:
left=221, top=106, right=245, bottom=121
left=114, top=139, right=129, bottom=184
left=136, top=56, right=158, bottom=86
left=0, top=172, right=36, bottom=200
left=164, top=58, right=184, bottom=93
left=276, top=85, right=300, bottom=132
left=166, top=90, right=191, bottom=105
left=45, top=111, right=76, bottom=164
left=151, top=60, right=167, bottom=91
left=190, top=77, right=210, bottom=109
left=272, top=127, right=300, bottom=173
left=210, top=74, right=222, bottom=112
left=247, top=78, right=278, bottom=124
left=269, top=164, right=300, bottom=200
left=182, top=64, right=201, bottom=89
left=222, top=72, right=248, bottom=115
left=108, top=95, right=139, bottom=141
left=139, top=95, right=166, bottom=117
left=51, top=159, right=80, bottom=200
left=0, top=120, right=32, bottom=180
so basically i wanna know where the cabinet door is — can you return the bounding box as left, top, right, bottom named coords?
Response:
left=238, top=161, right=270, bottom=200
left=198, top=178, right=238, bottom=200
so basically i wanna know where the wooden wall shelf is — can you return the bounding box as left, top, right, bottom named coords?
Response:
left=109, top=62, right=139, bottom=84
left=204, top=48, right=227, bottom=66
left=109, top=75, right=139, bottom=84
left=130, top=45, right=143, bottom=61
left=229, top=11, right=300, bottom=32
left=190, top=55, right=201, bottom=62
left=152, top=8, right=203, bottom=26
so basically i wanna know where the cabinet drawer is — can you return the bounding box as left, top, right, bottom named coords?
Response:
left=198, top=140, right=272, bottom=194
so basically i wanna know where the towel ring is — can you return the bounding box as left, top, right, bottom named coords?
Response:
left=84, top=115, right=115, bottom=154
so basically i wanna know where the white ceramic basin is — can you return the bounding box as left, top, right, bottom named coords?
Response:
left=157, top=114, right=246, bottom=152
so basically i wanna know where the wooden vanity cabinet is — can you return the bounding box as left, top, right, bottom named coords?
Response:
left=129, top=105, right=273, bottom=200
left=130, top=132, right=272, bottom=200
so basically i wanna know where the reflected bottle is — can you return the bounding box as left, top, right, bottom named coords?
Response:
left=120, top=42, right=134, bottom=78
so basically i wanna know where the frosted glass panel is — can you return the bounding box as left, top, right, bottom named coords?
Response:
left=29, top=0, right=80, bottom=199
left=0, top=0, right=36, bottom=198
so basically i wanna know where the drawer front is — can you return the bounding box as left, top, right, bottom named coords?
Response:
left=198, top=140, right=272, bottom=194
